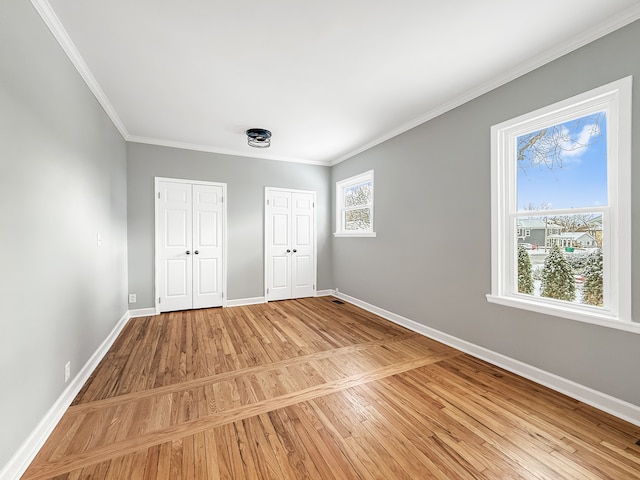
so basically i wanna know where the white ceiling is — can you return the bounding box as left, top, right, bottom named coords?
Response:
left=35, top=0, right=640, bottom=166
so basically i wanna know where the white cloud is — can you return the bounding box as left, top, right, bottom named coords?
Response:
left=559, top=123, right=600, bottom=158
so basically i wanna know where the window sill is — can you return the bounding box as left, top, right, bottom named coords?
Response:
left=486, top=294, right=640, bottom=334
left=334, top=232, right=377, bottom=238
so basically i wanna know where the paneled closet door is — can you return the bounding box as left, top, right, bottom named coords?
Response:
left=157, top=181, right=193, bottom=312
left=156, top=179, right=226, bottom=313
left=192, top=184, right=224, bottom=309
left=290, top=192, right=315, bottom=299
left=265, top=188, right=316, bottom=302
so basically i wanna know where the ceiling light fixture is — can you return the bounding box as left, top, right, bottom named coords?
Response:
left=246, top=128, right=272, bottom=148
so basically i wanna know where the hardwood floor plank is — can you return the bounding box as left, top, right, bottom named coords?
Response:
left=139, top=444, right=160, bottom=480
left=24, top=354, right=449, bottom=479
left=21, top=297, right=640, bottom=480
left=269, top=407, right=324, bottom=478
left=436, top=355, right=640, bottom=468
left=201, top=429, right=220, bottom=480
left=65, top=332, right=419, bottom=416
left=357, top=384, right=485, bottom=478
left=240, top=415, right=285, bottom=479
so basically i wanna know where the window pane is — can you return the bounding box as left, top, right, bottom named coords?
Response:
left=344, top=181, right=372, bottom=208
left=516, top=112, right=607, bottom=211
left=345, top=208, right=371, bottom=231
left=516, top=214, right=603, bottom=307
left=336, top=171, right=375, bottom=236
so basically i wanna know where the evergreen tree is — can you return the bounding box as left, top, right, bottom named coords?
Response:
left=541, top=245, right=575, bottom=301
left=517, top=245, right=534, bottom=295
left=583, top=249, right=603, bottom=306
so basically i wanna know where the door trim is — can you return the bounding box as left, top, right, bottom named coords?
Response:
left=264, top=187, right=317, bottom=302
left=155, top=177, right=227, bottom=314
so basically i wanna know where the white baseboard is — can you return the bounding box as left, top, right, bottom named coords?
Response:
left=226, top=296, right=266, bottom=307
left=0, top=311, right=131, bottom=480
left=334, top=291, right=640, bottom=427
left=128, top=307, right=157, bottom=318
left=316, top=289, right=336, bottom=297
left=133, top=293, right=332, bottom=312
left=133, top=298, right=269, bottom=313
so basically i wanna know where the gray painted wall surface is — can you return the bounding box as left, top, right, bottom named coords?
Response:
left=331, top=20, right=640, bottom=407
left=0, top=0, right=128, bottom=470
left=127, top=143, right=332, bottom=307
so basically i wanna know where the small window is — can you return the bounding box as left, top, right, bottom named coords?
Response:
left=488, top=77, right=635, bottom=332
left=335, top=170, right=376, bottom=237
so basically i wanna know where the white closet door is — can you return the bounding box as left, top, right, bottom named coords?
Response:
left=156, top=178, right=226, bottom=313
left=158, top=181, right=193, bottom=312
left=265, top=188, right=316, bottom=301
left=192, top=184, right=224, bottom=309
left=291, top=192, right=315, bottom=299
left=266, top=190, right=292, bottom=301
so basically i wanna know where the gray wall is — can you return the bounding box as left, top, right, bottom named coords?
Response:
left=0, top=0, right=128, bottom=470
left=332, top=20, right=640, bottom=407
left=127, top=143, right=332, bottom=307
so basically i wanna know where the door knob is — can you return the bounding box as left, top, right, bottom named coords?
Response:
left=286, top=249, right=291, bottom=253
left=194, top=250, right=199, bottom=255
left=186, top=250, right=191, bottom=255
left=293, top=249, right=297, bottom=253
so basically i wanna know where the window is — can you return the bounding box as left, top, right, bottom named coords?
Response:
left=488, top=77, right=635, bottom=332
left=335, top=170, right=376, bottom=237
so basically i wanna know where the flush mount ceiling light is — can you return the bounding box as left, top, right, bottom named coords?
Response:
left=246, top=128, right=272, bottom=148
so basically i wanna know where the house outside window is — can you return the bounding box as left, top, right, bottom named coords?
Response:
left=335, top=170, right=376, bottom=237
left=488, top=77, right=634, bottom=332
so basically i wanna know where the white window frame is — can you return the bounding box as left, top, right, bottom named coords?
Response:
left=334, top=170, right=376, bottom=237
left=487, top=77, right=637, bottom=333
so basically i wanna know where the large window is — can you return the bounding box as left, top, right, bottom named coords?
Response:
left=488, top=77, right=634, bottom=332
left=335, top=170, right=376, bottom=237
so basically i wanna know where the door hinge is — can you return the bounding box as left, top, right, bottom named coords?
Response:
left=222, top=292, right=224, bottom=298
left=267, top=199, right=270, bottom=206
left=157, top=192, right=161, bottom=199
left=313, top=284, right=316, bottom=290
left=267, top=288, right=269, bottom=294
left=158, top=297, right=161, bottom=304
left=313, top=202, right=315, bottom=208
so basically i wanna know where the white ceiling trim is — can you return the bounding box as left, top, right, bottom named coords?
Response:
left=31, top=0, right=640, bottom=167
left=30, top=0, right=129, bottom=140
left=128, top=136, right=328, bottom=166
left=330, top=3, right=640, bottom=166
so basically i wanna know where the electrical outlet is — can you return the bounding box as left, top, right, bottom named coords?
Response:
left=129, top=293, right=137, bottom=303
left=64, top=361, right=71, bottom=383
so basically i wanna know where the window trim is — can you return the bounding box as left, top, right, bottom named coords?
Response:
left=334, top=170, right=376, bottom=237
left=487, top=77, right=636, bottom=333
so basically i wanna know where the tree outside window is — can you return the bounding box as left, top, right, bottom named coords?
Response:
left=488, top=77, right=632, bottom=330
left=335, top=171, right=376, bottom=237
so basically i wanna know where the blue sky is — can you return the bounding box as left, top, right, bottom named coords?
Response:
left=516, top=112, right=607, bottom=211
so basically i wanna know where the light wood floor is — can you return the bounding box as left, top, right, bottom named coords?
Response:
left=22, top=297, right=640, bottom=479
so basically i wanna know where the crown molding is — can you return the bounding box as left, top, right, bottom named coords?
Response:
left=30, top=0, right=129, bottom=139
left=127, top=135, right=330, bottom=166
left=330, top=4, right=640, bottom=166
left=30, top=0, right=640, bottom=167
